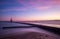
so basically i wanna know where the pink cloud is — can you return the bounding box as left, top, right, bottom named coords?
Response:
left=11, top=7, right=28, bottom=11
left=34, top=6, right=51, bottom=10
left=1, top=0, right=60, bottom=12
left=45, top=0, right=60, bottom=6
left=16, top=0, right=43, bottom=6
left=1, top=6, right=51, bottom=12
left=16, top=0, right=60, bottom=7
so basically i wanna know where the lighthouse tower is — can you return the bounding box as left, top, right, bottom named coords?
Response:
left=10, top=18, right=13, bottom=22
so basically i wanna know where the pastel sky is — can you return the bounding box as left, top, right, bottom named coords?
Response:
left=0, top=0, right=60, bottom=21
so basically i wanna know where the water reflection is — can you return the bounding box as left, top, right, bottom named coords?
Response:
left=25, top=22, right=60, bottom=28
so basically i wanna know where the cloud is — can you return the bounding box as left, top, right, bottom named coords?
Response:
left=1, top=5, right=51, bottom=12
left=1, top=7, right=29, bottom=12
left=16, top=0, right=60, bottom=6
left=45, top=0, right=60, bottom=6
left=1, top=0, right=60, bottom=12
left=34, top=6, right=51, bottom=10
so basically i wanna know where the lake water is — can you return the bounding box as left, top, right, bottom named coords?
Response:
left=0, top=22, right=31, bottom=29
left=0, top=27, right=59, bottom=38
left=0, top=21, right=59, bottom=38
left=25, top=22, right=60, bottom=28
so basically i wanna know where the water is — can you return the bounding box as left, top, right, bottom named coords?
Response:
left=0, top=21, right=31, bottom=29
left=0, top=27, right=59, bottom=38
left=0, top=21, right=59, bottom=38
left=25, top=22, right=60, bottom=28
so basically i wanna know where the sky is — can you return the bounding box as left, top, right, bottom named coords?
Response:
left=0, top=0, right=60, bottom=21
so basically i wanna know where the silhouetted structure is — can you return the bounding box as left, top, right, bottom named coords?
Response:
left=10, top=18, right=13, bottom=22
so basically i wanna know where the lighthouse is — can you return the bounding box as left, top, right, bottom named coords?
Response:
left=10, top=18, right=13, bottom=22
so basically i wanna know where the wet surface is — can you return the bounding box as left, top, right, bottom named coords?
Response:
left=0, top=21, right=60, bottom=39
